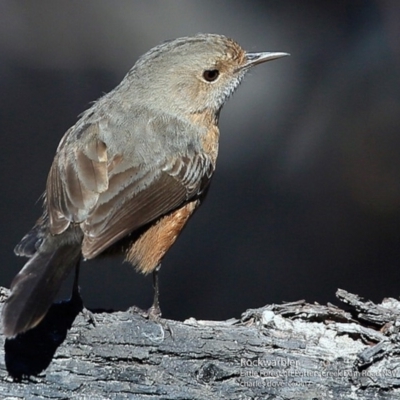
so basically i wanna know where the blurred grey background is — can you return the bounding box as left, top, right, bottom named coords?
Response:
left=1, top=0, right=400, bottom=321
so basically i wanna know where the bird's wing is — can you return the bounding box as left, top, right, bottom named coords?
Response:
left=46, top=119, right=213, bottom=259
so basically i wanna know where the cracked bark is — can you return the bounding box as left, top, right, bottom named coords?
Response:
left=0, top=287, right=400, bottom=399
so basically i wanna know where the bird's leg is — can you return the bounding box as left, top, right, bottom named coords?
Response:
left=128, top=265, right=171, bottom=340
left=71, top=260, right=96, bottom=326
left=148, top=264, right=162, bottom=320
left=147, top=264, right=172, bottom=339
left=128, top=264, right=162, bottom=320
left=71, top=260, right=82, bottom=301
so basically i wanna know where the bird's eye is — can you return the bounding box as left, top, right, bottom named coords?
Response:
left=203, top=69, right=220, bottom=82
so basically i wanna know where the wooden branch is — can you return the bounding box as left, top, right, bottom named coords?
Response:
left=0, top=287, right=400, bottom=399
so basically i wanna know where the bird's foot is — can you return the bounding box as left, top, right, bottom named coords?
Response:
left=81, top=306, right=97, bottom=327
left=128, top=304, right=162, bottom=321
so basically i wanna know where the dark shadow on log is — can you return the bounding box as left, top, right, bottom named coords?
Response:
left=4, top=294, right=83, bottom=380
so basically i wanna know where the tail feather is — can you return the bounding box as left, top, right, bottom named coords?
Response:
left=2, top=240, right=81, bottom=338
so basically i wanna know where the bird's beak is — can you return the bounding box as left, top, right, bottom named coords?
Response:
left=240, top=52, right=290, bottom=70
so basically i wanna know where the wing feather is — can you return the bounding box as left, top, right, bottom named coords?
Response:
left=46, top=118, right=214, bottom=259
left=81, top=171, right=187, bottom=258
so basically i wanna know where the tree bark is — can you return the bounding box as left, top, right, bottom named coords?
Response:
left=0, top=287, right=399, bottom=399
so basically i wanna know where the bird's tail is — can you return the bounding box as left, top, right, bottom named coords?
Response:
left=2, top=232, right=81, bottom=338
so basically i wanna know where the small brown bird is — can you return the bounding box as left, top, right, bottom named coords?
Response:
left=2, top=34, right=288, bottom=337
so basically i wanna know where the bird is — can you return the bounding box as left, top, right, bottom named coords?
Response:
left=2, top=33, right=288, bottom=338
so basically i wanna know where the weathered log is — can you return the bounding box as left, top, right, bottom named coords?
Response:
left=0, top=287, right=399, bottom=399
